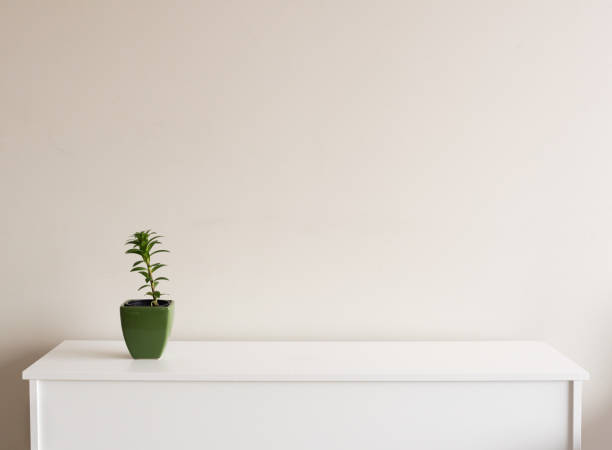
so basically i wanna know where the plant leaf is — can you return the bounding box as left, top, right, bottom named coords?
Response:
left=146, top=240, right=161, bottom=251
left=132, top=260, right=144, bottom=267
left=125, top=248, right=143, bottom=255
left=154, top=277, right=168, bottom=282
left=137, top=284, right=149, bottom=291
left=151, top=263, right=166, bottom=273
left=150, top=249, right=169, bottom=256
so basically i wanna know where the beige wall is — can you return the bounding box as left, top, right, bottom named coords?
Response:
left=1, top=1, right=611, bottom=448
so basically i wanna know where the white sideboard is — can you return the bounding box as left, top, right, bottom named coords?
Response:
left=23, top=340, right=589, bottom=450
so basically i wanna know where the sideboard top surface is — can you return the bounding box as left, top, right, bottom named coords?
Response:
left=22, top=340, right=589, bottom=382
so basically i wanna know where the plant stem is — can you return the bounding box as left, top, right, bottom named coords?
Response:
left=144, top=255, right=158, bottom=306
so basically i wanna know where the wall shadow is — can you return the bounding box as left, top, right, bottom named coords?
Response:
left=0, top=345, right=56, bottom=450
left=584, top=406, right=612, bottom=449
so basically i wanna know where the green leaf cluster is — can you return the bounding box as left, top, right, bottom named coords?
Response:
left=125, top=229, right=169, bottom=306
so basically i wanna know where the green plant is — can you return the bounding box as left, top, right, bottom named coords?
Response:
left=125, top=230, right=169, bottom=306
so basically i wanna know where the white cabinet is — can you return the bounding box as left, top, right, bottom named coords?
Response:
left=23, top=340, right=588, bottom=450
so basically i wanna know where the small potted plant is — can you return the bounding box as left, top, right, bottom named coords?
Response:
left=120, top=230, right=174, bottom=359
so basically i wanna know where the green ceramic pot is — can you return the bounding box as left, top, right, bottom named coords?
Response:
left=120, top=299, right=174, bottom=359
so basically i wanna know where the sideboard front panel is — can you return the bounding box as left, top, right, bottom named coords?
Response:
left=38, top=380, right=570, bottom=450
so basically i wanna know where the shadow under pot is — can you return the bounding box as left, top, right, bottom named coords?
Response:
left=120, top=299, right=174, bottom=359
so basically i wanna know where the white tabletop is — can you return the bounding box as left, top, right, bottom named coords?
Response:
left=22, top=340, right=589, bottom=382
